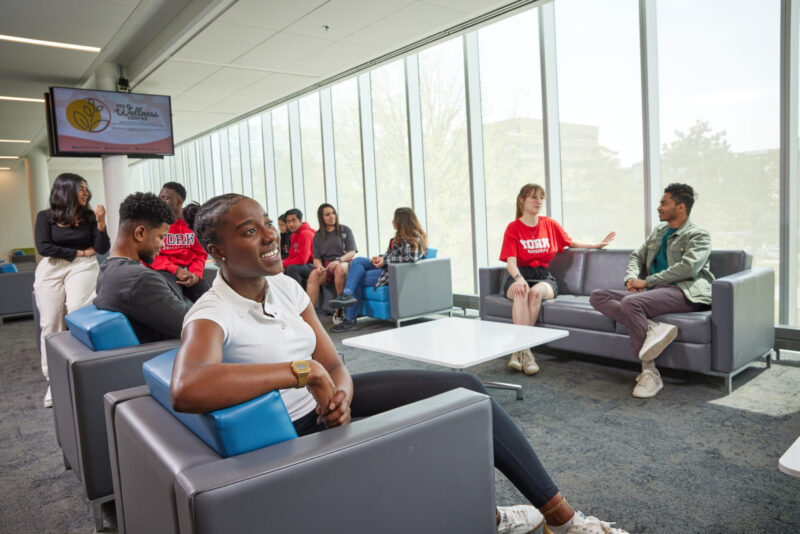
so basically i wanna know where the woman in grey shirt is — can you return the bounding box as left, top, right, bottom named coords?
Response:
left=306, top=203, right=357, bottom=324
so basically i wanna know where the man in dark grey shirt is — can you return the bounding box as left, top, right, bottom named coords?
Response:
left=94, top=192, right=192, bottom=343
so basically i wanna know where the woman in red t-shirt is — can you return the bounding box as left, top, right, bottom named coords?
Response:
left=500, top=183, right=615, bottom=375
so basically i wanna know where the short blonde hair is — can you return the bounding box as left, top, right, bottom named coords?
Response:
left=516, top=183, right=546, bottom=219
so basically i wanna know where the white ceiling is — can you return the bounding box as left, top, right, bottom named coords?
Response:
left=0, top=0, right=520, bottom=170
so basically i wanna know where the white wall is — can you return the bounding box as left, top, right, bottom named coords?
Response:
left=0, top=167, right=35, bottom=262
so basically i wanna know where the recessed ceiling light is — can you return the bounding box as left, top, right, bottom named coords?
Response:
left=0, top=95, right=45, bottom=103
left=0, top=139, right=30, bottom=143
left=0, top=33, right=100, bottom=53
left=0, top=166, right=11, bottom=170
left=0, top=156, right=20, bottom=159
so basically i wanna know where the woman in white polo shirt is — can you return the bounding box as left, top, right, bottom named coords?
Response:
left=172, top=194, right=629, bottom=534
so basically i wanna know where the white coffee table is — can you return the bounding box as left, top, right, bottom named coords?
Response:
left=342, top=317, right=569, bottom=400
left=779, top=436, right=800, bottom=478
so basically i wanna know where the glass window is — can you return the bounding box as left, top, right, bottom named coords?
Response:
left=658, top=0, right=781, bottom=319
left=478, top=8, right=546, bottom=267
left=272, top=106, right=294, bottom=215
left=185, top=142, right=200, bottom=203
left=332, top=77, right=367, bottom=254
left=249, top=116, right=267, bottom=210
left=228, top=125, right=243, bottom=195
left=371, top=59, right=412, bottom=249
left=210, top=132, right=223, bottom=197
left=200, top=136, right=214, bottom=201
left=299, top=94, right=326, bottom=224
left=555, top=0, right=644, bottom=249
left=419, top=37, right=474, bottom=293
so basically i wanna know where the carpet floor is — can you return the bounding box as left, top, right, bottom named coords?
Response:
left=1, top=313, right=799, bottom=533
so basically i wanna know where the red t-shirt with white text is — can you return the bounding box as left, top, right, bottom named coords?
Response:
left=499, top=217, right=572, bottom=268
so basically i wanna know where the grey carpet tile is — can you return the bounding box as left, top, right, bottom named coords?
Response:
left=1, top=314, right=800, bottom=533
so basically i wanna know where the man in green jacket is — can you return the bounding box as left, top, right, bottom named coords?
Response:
left=590, top=183, right=713, bottom=398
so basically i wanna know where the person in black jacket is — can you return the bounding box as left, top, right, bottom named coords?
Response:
left=33, top=173, right=109, bottom=408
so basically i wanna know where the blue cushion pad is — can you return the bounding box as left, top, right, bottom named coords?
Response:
left=143, top=349, right=297, bottom=458
left=65, top=304, right=140, bottom=351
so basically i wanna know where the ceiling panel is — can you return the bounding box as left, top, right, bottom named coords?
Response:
left=285, top=41, right=379, bottom=79
left=174, top=21, right=275, bottom=64
left=282, top=0, right=414, bottom=41
left=233, top=32, right=334, bottom=71
left=171, top=90, right=229, bottom=112
left=205, top=73, right=317, bottom=116
left=137, top=60, right=221, bottom=93
left=424, top=0, right=512, bottom=13
left=342, top=1, right=467, bottom=50
left=0, top=0, right=134, bottom=47
left=189, top=66, right=271, bottom=95
left=219, top=0, right=328, bottom=31
left=0, top=42, right=99, bottom=85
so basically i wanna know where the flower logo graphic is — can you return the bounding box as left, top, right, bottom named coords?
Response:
left=65, top=97, right=111, bottom=132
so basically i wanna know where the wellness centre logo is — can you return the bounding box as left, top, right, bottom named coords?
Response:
left=65, top=97, right=111, bottom=132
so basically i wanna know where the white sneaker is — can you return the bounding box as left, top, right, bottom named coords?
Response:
left=332, top=309, right=344, bottom=325
left=632, top=369, right=663, bottom=398
left=43, top=386, right=52, bottom=408
left=508, top=351, right=523, bottom=371
left=521, top=349, right=540, bottom=375
left=497, top=505, right=544, bottom=534
left=638, top=320, right=678, bottom=362
left=566, top=511, right=630, bottom=533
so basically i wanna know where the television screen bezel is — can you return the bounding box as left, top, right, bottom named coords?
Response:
left=46, top=86, right=174, bottom=158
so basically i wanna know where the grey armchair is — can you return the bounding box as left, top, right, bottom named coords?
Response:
left=105, top=386, right=495, bottom=534
left=0, top=269, right=34, bottom=324
left=45, top=331, right=179, bottom=530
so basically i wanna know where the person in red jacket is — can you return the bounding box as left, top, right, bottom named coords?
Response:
left=283, top=208, right=316, bottom=289
left=148, top=182, right=210, bottom=302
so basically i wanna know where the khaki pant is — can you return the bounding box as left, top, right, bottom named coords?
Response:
left=33, top=256, right=99, bottom=379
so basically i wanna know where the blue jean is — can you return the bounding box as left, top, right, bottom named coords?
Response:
left=342, top=257, right=383, bottom=321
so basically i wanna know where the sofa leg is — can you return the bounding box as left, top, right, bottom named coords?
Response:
left=766, top=350, right=773, bottom=369
left=725, top=375, right=732, bottom=396
left=63, top=452, right=71, bottom=471
left=91, top=496, right=115, bottom=532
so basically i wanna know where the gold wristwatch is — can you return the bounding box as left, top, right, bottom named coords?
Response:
left=290, top=360, right=310, bottom=388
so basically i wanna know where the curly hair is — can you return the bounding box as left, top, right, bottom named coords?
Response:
left=119, top=192, right=175, bottom=228
left=48, top=173, right=95, bottom=227
left=183, top=194, right=247, bottom=252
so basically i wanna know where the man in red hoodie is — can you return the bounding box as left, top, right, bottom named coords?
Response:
left=283, top=208, right=316, bottom=289
left=149, top=182, right=209, bottom=302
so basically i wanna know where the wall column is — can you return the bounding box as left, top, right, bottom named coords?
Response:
left=25, top=147, right=51, bottom=257
left=95, top=63, right=129, bottom=242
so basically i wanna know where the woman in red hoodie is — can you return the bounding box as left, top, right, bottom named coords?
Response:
left=150, top=182, right=209, bottom=302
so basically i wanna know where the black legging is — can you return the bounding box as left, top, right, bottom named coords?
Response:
left=292, top=370, right=559, bottom=507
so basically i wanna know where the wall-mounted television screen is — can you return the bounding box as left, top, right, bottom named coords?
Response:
left=45, top=86, right=174, bottom=157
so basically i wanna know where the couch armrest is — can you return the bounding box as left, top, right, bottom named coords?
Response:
left=479, top=267, right=506, bottom=320
left=174, top=388, right=494, bottom=534
left=388, top=257, right=453, bottom=320
left=711, top=267, right=775, bottom=373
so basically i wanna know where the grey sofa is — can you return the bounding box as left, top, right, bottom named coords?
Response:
left=479, top=249, right=774, bottom=393
left=105, top=386, right=495, bottom=534
left=45, top=331, right=180, bottom=530
left=0, top=269, right=34, bottom=324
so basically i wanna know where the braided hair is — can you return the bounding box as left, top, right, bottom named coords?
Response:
left=183, top=193, right=248, bottom=252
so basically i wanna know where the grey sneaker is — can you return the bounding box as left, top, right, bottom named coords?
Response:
left=566, top=511, right=630, bottom=533
left=332, top=309, right=344, bottom=325
left=638, top=320, right=678, bottom=362
left=521, top=349, right=539, bottom=375
left=497, top=505, right=544, bottom=534
left=508, top=352, right=523, bottom=371
left=632, top=369, right=663, bottom=398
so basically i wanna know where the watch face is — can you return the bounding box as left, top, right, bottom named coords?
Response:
left=296, top=361, right=309, bottom=372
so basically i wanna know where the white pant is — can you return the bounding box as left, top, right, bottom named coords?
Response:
left=33, top=256, right=99, bottom=379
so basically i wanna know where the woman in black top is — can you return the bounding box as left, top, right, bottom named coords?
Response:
left=33, top=173, right=109, bottom=408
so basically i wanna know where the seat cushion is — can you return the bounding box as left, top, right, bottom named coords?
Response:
left=482, top=294, right=512, bottom=319
left=362, top=285, right=390, bottom=302
left=65, top=304, right=140, bottom=351
left=540, top=295, right=616, bottom=332
left=142, top=349, right=297, bottom=458
left=615, top=310, right=711, bottom=344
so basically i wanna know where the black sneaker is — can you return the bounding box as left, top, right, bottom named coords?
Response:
left=330, top=319, right=359, bottom=333
left=329, top=294, right=358, bottom=309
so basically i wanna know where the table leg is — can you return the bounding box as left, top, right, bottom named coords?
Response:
left=482, top=380, right=524, bottom=401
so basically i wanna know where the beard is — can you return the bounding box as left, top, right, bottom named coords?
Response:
left=140, top=251, right=157, bottom=264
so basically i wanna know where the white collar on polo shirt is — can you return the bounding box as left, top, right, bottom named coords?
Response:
left=211, top=271, right=271, bottom=318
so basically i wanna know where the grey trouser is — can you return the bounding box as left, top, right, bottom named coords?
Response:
left=589, top=285, right=707, bottom=357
